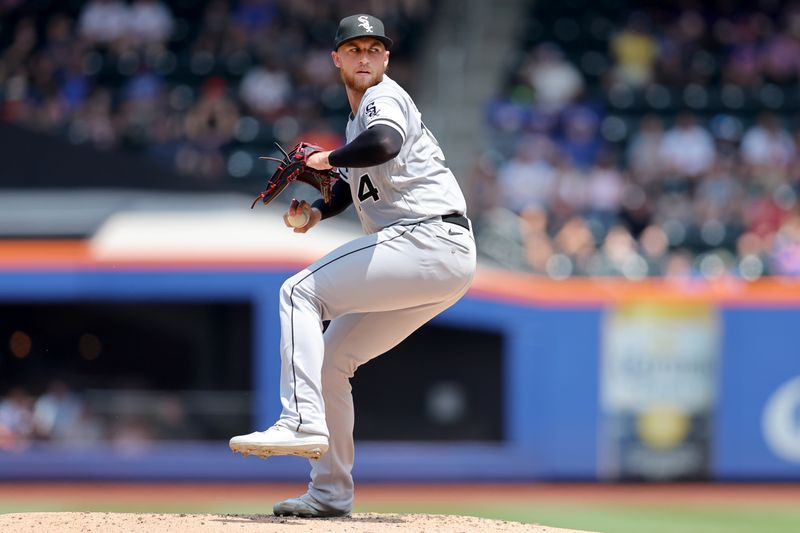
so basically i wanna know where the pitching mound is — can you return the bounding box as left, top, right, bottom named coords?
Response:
left=0, top=512, right=595, bottom=532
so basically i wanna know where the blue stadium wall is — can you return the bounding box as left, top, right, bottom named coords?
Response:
left=0, top=266, right=799, bottom=481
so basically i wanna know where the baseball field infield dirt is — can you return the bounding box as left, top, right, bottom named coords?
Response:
left=0, top=512, right=595, bottom=532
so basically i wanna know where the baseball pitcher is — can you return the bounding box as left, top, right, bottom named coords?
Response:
left=230, top=13, right=476, bottom=517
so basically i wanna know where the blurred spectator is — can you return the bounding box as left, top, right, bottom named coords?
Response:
left=663, top=248, right=697, bottom=282
left=736, top=230, right=770, bottom=278
left=42, top=13, right=75, bottom=68
left=552, top=154, right=588, bottom=224
left=0, top=387, right=34, bottom=450
left=740, top=112, right=795, bottom=184
left=465, top=152, right=502, bottom=216
left=128, top=0, right=174, bottom=45
left=639, top=224, right=669, bottom=276
left=694, top=156, right=743, bottom=228
left=496, top=135, right=557, bottom=214
left=239, top=63, right=292, bottom=118
left=232, top=0, right=279, bottom=36
left=57, top=48, right=92, bottom=114
left=610, top=12, right=659, bottom=88
left=521, top=43, right=584, bottom=114
left=626, top=114, right=665, bottom=185
left=523, top=228, right=556, bottom=275
left=299, top=119, right=344, bottom=151
left=743, top=189, right=786, bottom=238
left=4, top=16, right=37, bottom=66
left=57, top=404, right=105, bottom=446
left=110, top=416, right=155, bottom=452
left=769, top=213, right=800, bottom=276
left=585, top=151, right=626, bottom=233
left=192, top=0, right=235, bottom=63
left=32, top=380, right=83, bottom=441
left=552, top=215, right=596, bottom=275
left=557, top=104, right=602, bottom=169
left=659, top=112, right=716, bottom=179
left=177, top=77, right=239, bottom=179
left=119, top=69, right=167, bottom=149
left=722, top=16, right=763, bottom=88
left=588, top=224, right=646, bottom=278
left=154, top=395, right=201, bottom=440
left=69, top=88, right=118, bottom=149
left=78, top=0, right=129, bottom=45
left=762, top=31, right=800, bottom=84
left=652, top=19, right=688, bottom=86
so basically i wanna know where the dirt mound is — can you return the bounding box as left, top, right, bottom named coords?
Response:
left=0, top=512, right=595, bottom=532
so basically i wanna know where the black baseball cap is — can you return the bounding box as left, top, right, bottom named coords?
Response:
left=334, top=14, right=393, bottom=50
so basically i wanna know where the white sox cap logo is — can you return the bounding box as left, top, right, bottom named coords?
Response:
left=334, top=14, right=392, bottom=49
left=357, top=16, right=374, bottom=32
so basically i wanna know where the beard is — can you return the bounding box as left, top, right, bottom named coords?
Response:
left=340, top=67, right=384, bottom=93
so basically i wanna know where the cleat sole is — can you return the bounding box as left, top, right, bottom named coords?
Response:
left=230, top=443, right=324, bottom=460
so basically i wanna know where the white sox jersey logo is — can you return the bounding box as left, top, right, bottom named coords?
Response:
left=365, top=102, right=379, bottom=118
left=357, top=16, right=374, bottom=32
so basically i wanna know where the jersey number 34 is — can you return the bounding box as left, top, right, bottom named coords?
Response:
left=357, top=174, right=380, bottom=202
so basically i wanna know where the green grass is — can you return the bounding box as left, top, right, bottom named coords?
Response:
left=354, top=502, right=800, bottom=533
left=2, top=499, right=799, bottom=532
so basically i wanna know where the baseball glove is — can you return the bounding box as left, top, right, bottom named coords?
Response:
left=250, top=142, right=338, bottom=208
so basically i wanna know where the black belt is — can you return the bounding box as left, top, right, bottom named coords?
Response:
left=442, top=213, right=470, bottom=230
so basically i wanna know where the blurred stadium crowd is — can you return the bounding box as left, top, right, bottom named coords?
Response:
left=0, top=379, right=211, bottom=450
left=0, top=0, right=429, bottom=180
left=473, top=0, right=800, bottom=279
left=0, top=0, right=798, bottom=283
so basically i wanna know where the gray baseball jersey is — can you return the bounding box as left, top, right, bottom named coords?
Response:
left=341, top=75, right=467, bottom=234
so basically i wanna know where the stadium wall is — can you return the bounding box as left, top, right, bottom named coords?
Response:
left=1, top=253, right=799, bottom=481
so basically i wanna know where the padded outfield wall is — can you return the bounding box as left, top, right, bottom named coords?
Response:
left=0, top=247, right=799, bottom=481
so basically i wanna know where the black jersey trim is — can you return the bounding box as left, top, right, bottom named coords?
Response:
left=368, top=117, right=406, bottom=142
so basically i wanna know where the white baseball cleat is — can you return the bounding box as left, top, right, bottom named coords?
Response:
left=229, top=425, right=329, bottom=460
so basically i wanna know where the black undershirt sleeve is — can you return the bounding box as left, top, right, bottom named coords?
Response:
left=311, top=176, right=353, bottom=220
left=327, top=124, right=403, bottom=168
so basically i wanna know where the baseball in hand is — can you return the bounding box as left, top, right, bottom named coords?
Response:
left=287, top=207, right=310, bottom=228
